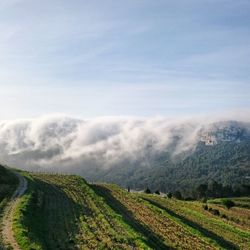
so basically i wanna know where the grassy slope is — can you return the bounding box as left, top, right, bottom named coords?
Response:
left=207, top=197, right=250, bottom=229
left=0, top=165, right=18, bottom=248
left=12, top=173, right=250, bottom=250
left=92, top=184, right=215, bottom=250
left=138, top=194, right=250, bottom=250
left=13, top=173, right=150, bottom=250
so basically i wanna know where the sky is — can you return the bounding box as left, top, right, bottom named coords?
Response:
left=0, top=0, right=250, bottom=120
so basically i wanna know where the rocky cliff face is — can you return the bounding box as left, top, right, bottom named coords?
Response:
left=200, top=121, right=250, bottom=146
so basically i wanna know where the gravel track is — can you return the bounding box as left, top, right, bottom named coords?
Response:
left=1, top=172, right=27, bottom=250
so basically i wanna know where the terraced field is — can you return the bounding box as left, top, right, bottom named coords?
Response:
left=93, top=184, right=216, bottom=249
left=3, top=171, right=250, bottom=250
left=12, top=173, right=150, bottom=250
left=138, top=193, right=250, bottom=250
left=94, top=184, right=250, bottom=250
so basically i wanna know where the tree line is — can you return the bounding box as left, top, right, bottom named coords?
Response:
left=143, top=181, right=250, bottom=200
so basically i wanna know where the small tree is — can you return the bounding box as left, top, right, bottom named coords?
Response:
left=167, top=192, right=172, bottom=199
left=144, top=187, right=151, bottom=194
left=202, top=204, right=208, bottom=210
left=211, top=209, right=220, bottom=216
left=196, top=183, right=208, bottom=199
left=155, top=190, right=160, bottom=195
left=222, top=199, right=235, bottom=209
left=208, top=181, right=223, bottom=198
left=201, top=197, right=207, bottom=203
left=173, top=191, right=182, bottom=200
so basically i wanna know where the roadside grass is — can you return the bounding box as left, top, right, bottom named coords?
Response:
left=0, top=165, right=18, bottom=249
left=12, top=172, right=44, bottom=250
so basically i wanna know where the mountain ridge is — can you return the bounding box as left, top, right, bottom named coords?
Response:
left=0, top=118, right=249, bottom=194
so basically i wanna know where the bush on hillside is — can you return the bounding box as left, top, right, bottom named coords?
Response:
left=202, top=204, right=208, bottom=210
left=173, top=191, right=182, bottom=200
left=222, top=199, right=235, bottom=209
left=144, top=187, right=151, bottom=194
left=167, top=192, right=172, bottom=199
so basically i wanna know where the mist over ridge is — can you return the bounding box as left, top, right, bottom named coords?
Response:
left=0, top=114, right=249, bottom=177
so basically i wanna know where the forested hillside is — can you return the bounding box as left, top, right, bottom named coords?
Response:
left=0, top=119, right=249, bottom=194
left=89, top=135, right=250, bottom=195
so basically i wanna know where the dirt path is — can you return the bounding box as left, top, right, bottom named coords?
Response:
left=1, top=172, right=28, bottom=250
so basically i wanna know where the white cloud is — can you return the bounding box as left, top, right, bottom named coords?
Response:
left=0, top=114, right=248, bottom=173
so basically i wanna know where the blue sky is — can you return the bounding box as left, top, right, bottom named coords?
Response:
left=0, top=0, right=250, bottom=119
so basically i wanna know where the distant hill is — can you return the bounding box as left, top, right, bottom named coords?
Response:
left=0, top=117, right=249, bottom=194
left=84, top=121, right=250, bottom=193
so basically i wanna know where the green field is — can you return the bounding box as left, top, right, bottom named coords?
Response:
left=1, top=170, right=250, bottom=249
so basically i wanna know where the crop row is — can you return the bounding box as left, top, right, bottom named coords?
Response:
left=93, top=184, right=217, bottom=250
left=31, top=174, right=149, bottom=249
left=139, top=194, right=250, bottom=250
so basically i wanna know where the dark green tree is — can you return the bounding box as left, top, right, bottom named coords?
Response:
left=222, top=199, right=235, bottom=209
left=155, top=190, right=160, bottom=195
left=173, top=191, right=182, bottom=200
left=167, top=192, right=172, bottom=199
left=144, top=187, right=151, bottom=194
left=196, top=183, right=208, bottom=199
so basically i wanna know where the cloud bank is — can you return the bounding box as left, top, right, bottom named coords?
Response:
left=0, top=115, right=249, bottom=175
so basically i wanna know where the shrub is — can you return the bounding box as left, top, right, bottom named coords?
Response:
left=211, top=209, right=220, bottom=216
left=185, top=197, right=194, bottom=201
left=69, top=239, right=74, bottom=244
left=144, top=187, right=151, bottom=194
left=207, top=207, right=220, bottom=216
left=222, top=199, right=235, bottom=209
left=202, top=204, right=208, bottom=210
left=201, top=198, right=207, bottom=203
left=173, top=191, right=182, bottom=200
left=221, top=214, right=228, bottom=219
left=155, top=190, right=160, bottom=195
left=167, top=193, right=172, bottom=199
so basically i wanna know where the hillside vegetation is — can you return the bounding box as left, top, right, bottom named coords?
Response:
left=12, top=173, right=149, bottom=250
left=8, top=172, right=250, bottom=250
left=95, top=141, right=250, bottom=195
left=0, top=165, right=18, bottom=248
left=1, top=119, right=250, bottom=196
left=0, top=165, right=18, bottom=249
left=0, top=165, right=18, bottom=202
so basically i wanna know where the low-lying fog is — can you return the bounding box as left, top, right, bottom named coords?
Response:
left=0, top=115, right=249, bottom=175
